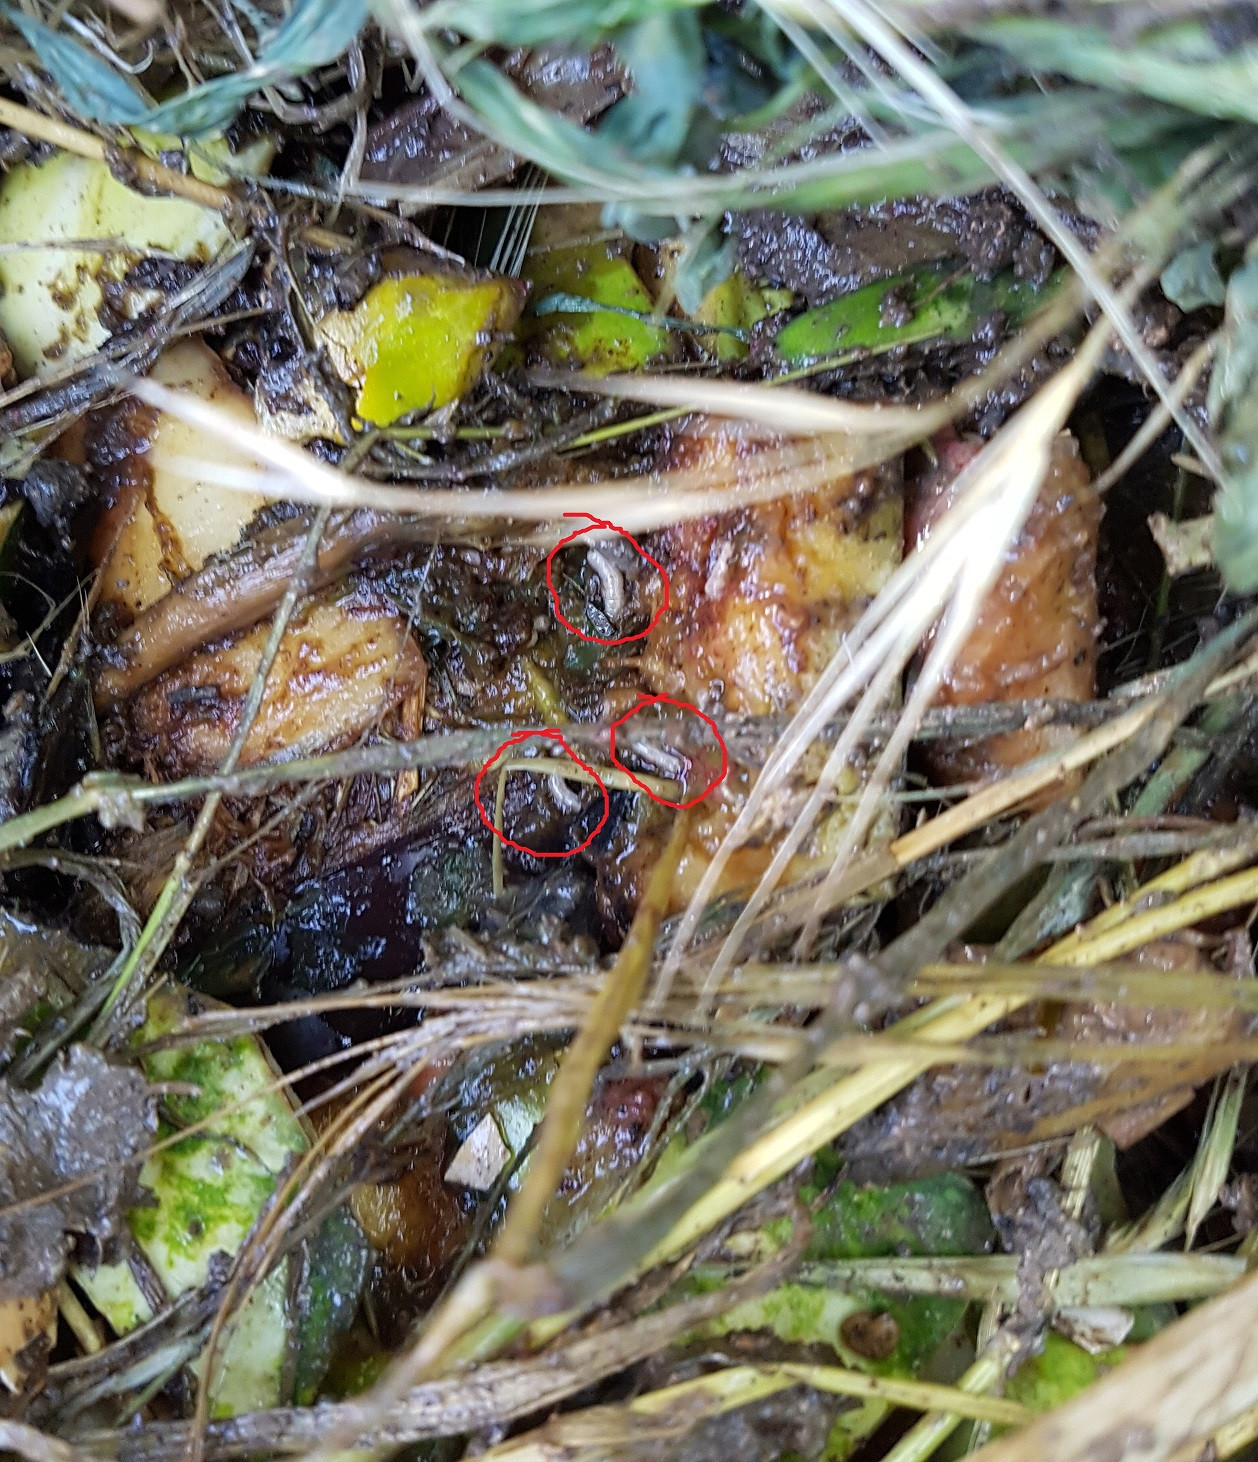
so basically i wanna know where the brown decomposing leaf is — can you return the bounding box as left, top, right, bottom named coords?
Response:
left=361, top=47, right=624, bottom=204
left=0, top=912, right=109, bottom=1065
left=844, top=940, right=1246, bottom=1182
left=0, top=1047, right=154, bottom=1306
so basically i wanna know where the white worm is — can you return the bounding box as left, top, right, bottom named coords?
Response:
left=632, top=740, right=684, bottom=777
left=586, top=546, right=625, bottom=620
left=548, top=773, right=584, bottom=813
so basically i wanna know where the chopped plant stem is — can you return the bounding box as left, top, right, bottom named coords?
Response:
left=128, top=376, right=925, bottom=534
left=0, top=1420, right=94, bottom=1462
left=644, top=754, right=1258, bottom=1265
left=9, top=660, right=1258, bottom=859
left=478, top=1360, right=1034, bottom=1459
left=79, top=1275, right=818, bottom=1460
left=793, top=1252, right=1243, bottom=1306
left=1186, top=1064, right=1247, bottom=1248
left=965, top=1273, right=1258, bottom=1462
left=881, top=1330, right=1021, bottom=1462
left=56, top=1280, right=102, bottom=1355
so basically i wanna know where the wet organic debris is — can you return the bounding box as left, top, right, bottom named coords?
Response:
left=0, top=1, right=1256, bottom=1460
left=0, top=1047, right=153, bottom=1303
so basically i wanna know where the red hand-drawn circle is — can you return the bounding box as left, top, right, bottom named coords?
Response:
left=545, top=512, right=670, bottom=647
left=473, top=728, right=610, bottom=857
left=609, top=695, right=729, bottom=809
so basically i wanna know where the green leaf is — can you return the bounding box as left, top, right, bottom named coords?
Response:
left=1, top=4, right=147, bottom=124
left=673, top=224, right=736, bottom=316
left=292, top=1207, right=370, bottom=1406
left=774, top=264, right=1065, bottom=364
left=599, top=10, right=706, bottom=166
left=386, top=0, right=704, bottom=49
left=452, top=56, right=670, bottom=187
left=976, top=17, right=1258, bottom=124
left=439, top=52, right=1188, bottom=224
left=145, top=0, right=369, bottom=135
left=4, top=0, right=369, bottom=135
left=1209, top=252, right=1258, bottom=592
left=1161, top=241, right=1226, bottom=311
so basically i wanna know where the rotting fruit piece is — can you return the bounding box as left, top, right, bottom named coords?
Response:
left=87, top=340, right=267, bottom=619
left=519, top=207, right=673, bottom=374
left=643, top=422, right=903, bottom=718
left=632, top=418, right=903, bottom=909
left=317, top=270, right=526, bottom=428
left=85, top=339, right=429, bottom=776
left=126, top=582, right=427, bottom=778
left=905, top=428, right=1101, bottom=787
left=74, top=985, right=366, bottom=1417
left=0, top=144, right=264, bottom=379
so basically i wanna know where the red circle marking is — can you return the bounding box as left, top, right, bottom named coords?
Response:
left=473, top=728, right=610, bottom=857
left=545, top=512, right=670, bottom=646
left=609, top=695, right=728, bottom=809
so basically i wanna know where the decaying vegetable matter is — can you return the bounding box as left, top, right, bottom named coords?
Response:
left=3, top=4, right=1258, bottom=1462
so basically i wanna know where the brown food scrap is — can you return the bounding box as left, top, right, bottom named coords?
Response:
left=88, top=341, right=267, bottom=620
left=351, top=1139, right=472, bottom=1278
left=644, top=421, right=902, bottom=717
left=94, top=509, right=424, bottom=709
left=0, top=1289, right=55, bottom=1396
left=905, top=429, right=1100, bottom=786
left=539, top=1073, right=666, bottom=1246
left=634, top=420, right=902, bottom=911
left=126, top=584, right=426, bottom=777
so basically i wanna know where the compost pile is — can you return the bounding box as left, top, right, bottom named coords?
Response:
left=3, top=3, right=1258, bottom=1460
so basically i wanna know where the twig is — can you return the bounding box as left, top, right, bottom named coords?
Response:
left=0, top=1420, right=98, bottom=1462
